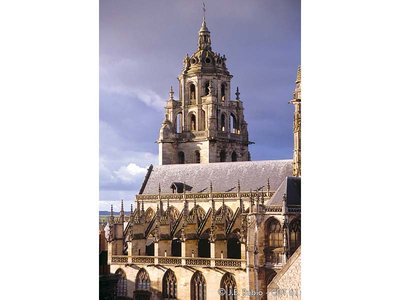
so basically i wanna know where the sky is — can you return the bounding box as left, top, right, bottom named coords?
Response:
left=99, top=0, right=300, bottom=211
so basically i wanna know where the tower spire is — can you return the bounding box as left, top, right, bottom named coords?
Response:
left=203, top=2, right=206, bottom=22
left=198, top=4, right=211, bottom=50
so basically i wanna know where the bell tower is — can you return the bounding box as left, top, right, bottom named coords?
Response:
left=158, top=16, right=251, bottom=165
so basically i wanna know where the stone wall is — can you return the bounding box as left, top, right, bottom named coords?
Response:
left=266, top=246, right=301, bottom=300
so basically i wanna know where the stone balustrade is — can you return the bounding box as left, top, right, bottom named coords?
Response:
left=111, top=255, right=246, bottom=269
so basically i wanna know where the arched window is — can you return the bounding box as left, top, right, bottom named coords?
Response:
left=264, top=218, right=284, bottom=264
left=227, top=237, right=241, bottom=259
left=163, top=269, right=177, bottom=299
left=221, top=114, right=226, bottom=131
left=221, top=83, right=226, bottom=101
left=175, top=113, right=182, bottom=134
left=231, top=151, right=237, bottom=162
left=204, top=81, right=210, bottom=96
left=220, top=273, right=237, bottom=300
left=195, top=150, right=201, bottom=163
left=230, top=114, right=238, bottom=133
left=191, top=271, right=206, bottom=300
left=198, top=238, right=210, bottom=258
left=115, top=268, right=127, bottom=297
left=198, top=230, right=211, bottom=258
left=190, top=113, right=196, bottom=131
left=135, top=268, right=151, bottom=291
left=199, top=109, right=206, bottom=130
left=171, top=239, right=182, bottom=257
left=178, top=151, right=185, bottom=164
left=190, top=84, right=196, bottom=100
left=220, top=150, right=226, bottom=162
left=145, top=207, right=154, bottom=223
left=267, top=218, right=283, bottom=248
left=289, top=218, right=301, bottom=253
left=145, top=235, right=155, bottom=256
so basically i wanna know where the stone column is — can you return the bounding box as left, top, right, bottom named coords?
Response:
left=181, top=241, right=186, bottom=265
left=127, top=240, right=133, bottom=263
left=210, top=240, right=215, bottom=267
left=107, top=242, right=113, bottom=264
left=241, top=242, right=246, bottom=269
left=154, top=241, right=159, bottom=265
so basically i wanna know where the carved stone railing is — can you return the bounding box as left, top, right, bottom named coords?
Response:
left=110, top=255, right=245, bottom=269
left=264, top=206, right=282, bottom=213
left=136, top=191, right=274, bottom=201
left=215, top=258, right=242, bottom=268
left=131, top=256, right=155, bottom=264
left=158, top=257, right=181, bottom=265
left=111, top=255, right=128, bottom=263
left=186, top=257, right=211, bottom=267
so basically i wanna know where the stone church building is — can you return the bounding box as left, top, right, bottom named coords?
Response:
left=105, top=16, right=301, bottom=300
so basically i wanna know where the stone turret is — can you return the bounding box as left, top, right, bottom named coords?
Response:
left=290, top=66, right=301, bottom=177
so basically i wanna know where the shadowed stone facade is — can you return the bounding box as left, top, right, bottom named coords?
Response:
left=104, top=14, right=301, bottom=300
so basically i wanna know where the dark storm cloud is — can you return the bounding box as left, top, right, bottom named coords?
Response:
left=99, top=0, right=300, bottom=204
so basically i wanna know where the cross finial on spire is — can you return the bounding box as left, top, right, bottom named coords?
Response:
left=203, top=2, right=206, bottom=21
left=235, top=87, right=240, bottom=100
left=169, top=86, right=174, bottom=100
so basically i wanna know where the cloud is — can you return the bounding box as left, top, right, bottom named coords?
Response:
left=102, top=84, right=165, bottom=111
left=100, top=56, right=165, bottom=110
left=114, top=163, right=147, bottom=182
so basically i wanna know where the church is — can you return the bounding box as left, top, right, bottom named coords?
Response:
left=104, top=14, right=301, bottom=300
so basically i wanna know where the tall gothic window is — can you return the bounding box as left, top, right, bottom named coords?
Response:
left=115, top=268, right=127, bottom=297
left=171, top=239, right=182, bottom=257
left=220, top=273, right=237, bottom=300
left=227, top=236, right=241, bottom=259
left=190, top=113, right=196, bottom=130
left=221, top=114, right=226, bottom=131
left=191, top=271, right=206, bottom=300
left=230, top=114, right=237, bottom=133
left=200, top=109, right=206, bottom=130
left=267, top=218, right=283, bottom=248
left=190, top=84, right=196, bottom=100
left=178, top=151, right=185, bottom=164
left=135, top=268, right=151, bottom=291
left=198, top=237, right=210, bottom=258
left=162, top=269, right=177, bottom=299
left=204, top=81, right=210, bottom=96
left=289, top=218, right=301, bottom=253
left=221, top=83, right=226, bottom=101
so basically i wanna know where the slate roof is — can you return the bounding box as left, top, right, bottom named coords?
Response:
left=266, top=176, right=301, bottom=206
left=140, top=160, right=293, bottom=194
